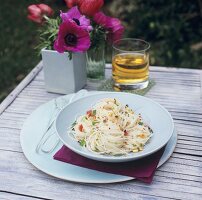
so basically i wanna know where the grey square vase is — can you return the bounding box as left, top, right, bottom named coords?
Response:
left=41, top=49, right=87, bottom=94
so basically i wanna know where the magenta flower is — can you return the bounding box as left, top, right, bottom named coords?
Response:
left=60, top=6, right=92, bottom=31
left=54, top=20, right=91, bottom=53
left=94, top=12, right=124, bottom=43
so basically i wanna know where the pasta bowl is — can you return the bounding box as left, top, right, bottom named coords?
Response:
left=55, top=92, right=174, bottom=162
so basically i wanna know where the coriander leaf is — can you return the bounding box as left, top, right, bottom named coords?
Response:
left=71, top=121, right=77, bottom=128
left=92, top=121, right=99, bottom=125
left=92, top=110, right=96, bottom=115
left=82, top=116, right=87, bottom=122
left=148, top=126, right=153, bottom=133
left=79, top=139, right=86, bottom=147
left=138, top=122, right=143, bottom=125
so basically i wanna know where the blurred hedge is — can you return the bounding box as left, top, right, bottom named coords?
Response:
left=105, top=0, right=202, bottom=68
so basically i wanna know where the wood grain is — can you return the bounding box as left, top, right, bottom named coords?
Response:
left=0, top=62, right=43, bottom=115
left=0, top=150, right=201, bottom=200
left=0, top=62, right=202, bottom=200
left=0, top=192, right=43, bottom=200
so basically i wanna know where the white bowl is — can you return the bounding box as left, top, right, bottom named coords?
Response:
left=55, top=92, right=174, bottom=162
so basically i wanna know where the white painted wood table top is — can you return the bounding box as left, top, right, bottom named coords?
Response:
left=0, top=62, right=202, bottom=200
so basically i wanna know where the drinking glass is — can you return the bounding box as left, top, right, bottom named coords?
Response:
left=112, top=38, right=150, bottom=90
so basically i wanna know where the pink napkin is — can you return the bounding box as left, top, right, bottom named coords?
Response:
left=54, top=146, right=165, bottom=183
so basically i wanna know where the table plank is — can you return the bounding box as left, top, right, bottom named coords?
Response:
left=0, top=63, right=202, bottom=200
left=0, top=150, right=201, bottom=200
left=0, top=192, right=42, bottom=200
left=0, top=62, right=43, bottom=115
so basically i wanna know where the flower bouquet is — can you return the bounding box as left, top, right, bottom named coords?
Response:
left=27, top=0, right=124, bottom=93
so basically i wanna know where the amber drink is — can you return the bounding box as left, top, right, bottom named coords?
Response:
left=112, top=39, right=150, bottom=90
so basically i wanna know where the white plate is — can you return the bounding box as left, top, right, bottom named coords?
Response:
left=20, top=91, right=177, bottom=183
left=55, top=92, right=174, bottom=162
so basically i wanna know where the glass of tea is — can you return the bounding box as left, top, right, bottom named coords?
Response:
left=112, top=38, right=150, bottom=90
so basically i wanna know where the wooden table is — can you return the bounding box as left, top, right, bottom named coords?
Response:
left=0, top=62, right=202, bottom=200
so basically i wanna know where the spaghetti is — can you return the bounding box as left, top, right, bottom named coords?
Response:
left=69, top=98, right=153, bottom=155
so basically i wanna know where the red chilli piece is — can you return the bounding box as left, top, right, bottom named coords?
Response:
left=124, top=130, right=128, bottom=136
left=86, top=110, right=92, bottom=117
left=79, top=124, right=84, bottom=132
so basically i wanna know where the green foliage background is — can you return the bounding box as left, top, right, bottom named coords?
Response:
left=105, top=0, right=202, bottom=67
left=0, top=0, right=202, bottom=102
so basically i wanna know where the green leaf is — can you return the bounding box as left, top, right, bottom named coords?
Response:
left=92, top=110, right=96, bottom=115
left=68, top=52, right=72, bottom=60
left=82, top=116, right=87, bottom=122
left=92, top=121, right=99, bottom=126
left=90, top=24, right=107, bottom=51
left=71, top=121, right=77, bottom=129
left=148, top=126, right=153, bottom=133
left=35, top=17, right=61, bottom=55
left=79, top=139, right=86, bottom=147
left=138, top=122, right=143, bottom=125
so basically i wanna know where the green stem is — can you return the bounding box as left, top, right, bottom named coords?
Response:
left=43, top=15, right=50, bottom=21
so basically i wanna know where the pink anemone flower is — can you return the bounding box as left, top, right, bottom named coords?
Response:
left=60, top=6, right=92, bottom=31
left=54, top=20, right=91, bottom=53
left=94, top=12, right=124, bottom=43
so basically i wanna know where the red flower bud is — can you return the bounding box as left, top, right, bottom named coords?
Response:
left=65, top=0, right=104, bottom=17
left=79, top=0, right=104, bottom=17
left=27, top=4, right=53, bottom=24
left=38, top=4, right=54, bottom=16
left=27, top=4, right=42, bottom=23
left=64, top=0, right=79, bottom=8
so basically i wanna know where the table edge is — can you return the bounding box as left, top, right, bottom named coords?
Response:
left=0, top=61, right=43, bottom=115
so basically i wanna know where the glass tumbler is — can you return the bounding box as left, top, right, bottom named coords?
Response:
left=112, top=38, right=150, bottom=90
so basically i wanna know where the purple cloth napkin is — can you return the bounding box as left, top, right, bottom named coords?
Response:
left=54, top=146, right=165, bottom=183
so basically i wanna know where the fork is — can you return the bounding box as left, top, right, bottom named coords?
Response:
left=35, top=89, right=88, bottom=154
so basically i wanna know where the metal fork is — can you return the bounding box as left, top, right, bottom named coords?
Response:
left=35, top=89, right=88, bottom=154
